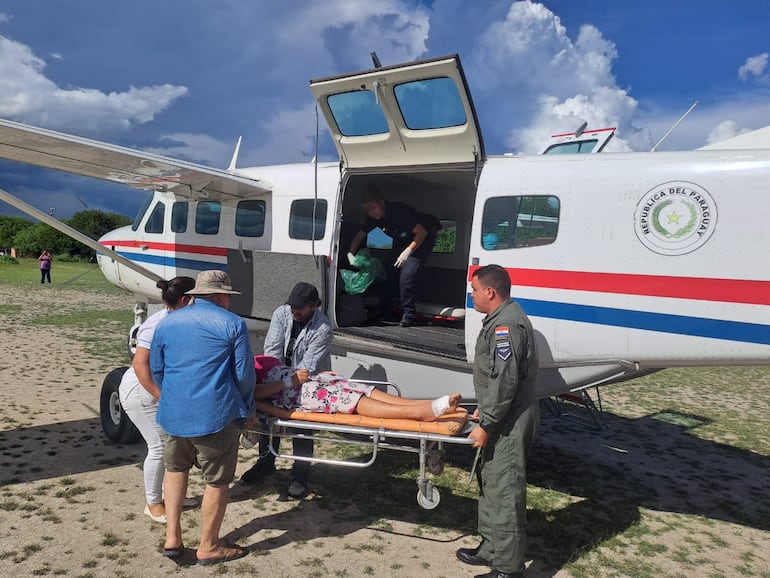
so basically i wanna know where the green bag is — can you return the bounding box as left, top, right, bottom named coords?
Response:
left=340, top=249, right=386, bottom=295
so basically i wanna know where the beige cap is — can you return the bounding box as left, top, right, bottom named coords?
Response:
left=186, top=270, right=241, bottom=295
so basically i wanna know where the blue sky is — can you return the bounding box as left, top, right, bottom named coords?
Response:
left=0, top=0, right=768, bottom=219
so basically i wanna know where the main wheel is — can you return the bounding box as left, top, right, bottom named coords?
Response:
left=100, top=367, right=141, bottom=444
left=417, top=486, right=441, bottom=510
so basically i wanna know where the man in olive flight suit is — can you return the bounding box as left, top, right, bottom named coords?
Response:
left=457, top=264, right=540, bottom=578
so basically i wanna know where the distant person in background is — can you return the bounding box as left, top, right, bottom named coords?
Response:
left=38, top=250, right=52, bottom=283
left=118, top=276, right=196, bottom=524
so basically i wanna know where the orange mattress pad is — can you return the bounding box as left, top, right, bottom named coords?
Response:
left=255, top=401, right=469, bottom=436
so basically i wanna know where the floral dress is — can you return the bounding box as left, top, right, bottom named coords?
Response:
left=267, top=365, right=375, bottom=414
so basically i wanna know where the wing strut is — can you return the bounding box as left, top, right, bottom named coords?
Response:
left=0, top=187, right=164, bottom=283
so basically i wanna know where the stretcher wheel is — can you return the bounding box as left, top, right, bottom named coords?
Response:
left=417, top=486, right=441, bottom=510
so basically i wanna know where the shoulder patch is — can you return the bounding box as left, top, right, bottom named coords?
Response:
left=495, top=340, right=512, bottom=361
left=495, top=326, right=510, bottom=340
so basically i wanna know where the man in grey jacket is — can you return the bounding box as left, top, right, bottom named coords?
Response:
left=241, top=282, right=332, bottom=498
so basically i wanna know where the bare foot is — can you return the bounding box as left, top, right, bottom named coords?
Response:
left=448, top=393, right=462, bottom=412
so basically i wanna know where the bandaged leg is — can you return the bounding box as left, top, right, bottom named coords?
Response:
left=431, top=395, right=451, bottom=417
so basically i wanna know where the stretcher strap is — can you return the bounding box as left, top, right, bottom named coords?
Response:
left=255, top=401, right=469, bottom=435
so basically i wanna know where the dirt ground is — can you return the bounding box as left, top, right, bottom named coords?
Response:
left=1, top=282, right=769, bottom=577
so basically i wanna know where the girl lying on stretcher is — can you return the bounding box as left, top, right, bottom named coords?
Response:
left=253, top=355, right=461, bottom=420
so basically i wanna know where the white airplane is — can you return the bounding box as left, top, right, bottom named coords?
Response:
left=0, top=53, right=769, bottom=443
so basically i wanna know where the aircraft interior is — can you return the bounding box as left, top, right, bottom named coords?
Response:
left=333, top=169, right=478, bottom=361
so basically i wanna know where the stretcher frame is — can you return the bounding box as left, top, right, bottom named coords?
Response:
left=242, top=380, right=479, bottom=509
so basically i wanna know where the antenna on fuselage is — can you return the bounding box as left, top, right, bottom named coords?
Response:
left=227, top=136, right=242, bottom=171
left=574, top=121, right=588, bottom=138
left=371, top=52, right=382, bottom=69
left=651, top=101, right=698, bottom=152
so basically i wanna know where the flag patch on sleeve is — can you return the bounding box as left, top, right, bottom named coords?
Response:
left=495, top=326, right=511, bottom=360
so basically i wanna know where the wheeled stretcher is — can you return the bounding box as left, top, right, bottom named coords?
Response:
left=241, top=380, right=478, bottom=509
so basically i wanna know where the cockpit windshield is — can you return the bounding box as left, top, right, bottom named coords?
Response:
left=131, top=191, right=155, bottom=231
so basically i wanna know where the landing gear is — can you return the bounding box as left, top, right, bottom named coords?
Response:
left=126, top=325, right=140, bottom=360
left=99, top=367, right=141, bottom=444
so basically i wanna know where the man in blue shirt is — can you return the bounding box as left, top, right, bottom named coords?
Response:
left=151, top=270, right=255, bottom=566
left=240, top=282, right=332, bottom=498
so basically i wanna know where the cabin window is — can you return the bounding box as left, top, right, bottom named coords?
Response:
left=394, top=77, right=466, bottom=130
left=171, top=202, right=188, bottom=233
left=131, top=192, right=155, bottom=231
left=289, top=199, right=327, bottom=240
left=195, top=201, right=221, bottom=235
left=481, top=196, right=560, bottom=250
left=235, top=200, right=266, bottom=237
left=542, top=140, right=598, bottom=155
left=144, top=202, right=165, bottom=234
left=327, top=90, right=389, bottom=137
left=433, top=220, right=456, bottom=254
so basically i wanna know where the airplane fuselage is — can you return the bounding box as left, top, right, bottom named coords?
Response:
left=97, top=149, right=770, bottom=401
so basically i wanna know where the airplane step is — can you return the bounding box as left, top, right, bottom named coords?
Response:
left=541, top=387, right=608, bottom=431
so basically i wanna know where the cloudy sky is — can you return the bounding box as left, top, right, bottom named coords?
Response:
left=0, top=0, right=768, bottom=218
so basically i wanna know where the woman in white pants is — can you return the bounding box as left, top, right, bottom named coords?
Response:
left=119, top=276, right=195, bottom=522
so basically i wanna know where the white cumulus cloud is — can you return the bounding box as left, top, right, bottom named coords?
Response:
left=706, top=120, right=752, bottom=145
left=738, top=53, right=768, bottom=81
left=0, top=34, right=188, bottom=134
left=468, top=1, right=650, bottom=154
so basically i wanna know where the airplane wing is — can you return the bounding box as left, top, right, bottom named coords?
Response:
left=0, top=118, right=272, bottom=200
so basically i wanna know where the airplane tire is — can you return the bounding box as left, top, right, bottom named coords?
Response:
left=100, top=367, right=141, bottom=444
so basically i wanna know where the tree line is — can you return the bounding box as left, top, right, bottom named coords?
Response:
left=0, top=210, right=131, bottom=261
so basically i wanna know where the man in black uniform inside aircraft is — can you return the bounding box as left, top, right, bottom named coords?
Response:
left=347, top=185, right=437, bottom=327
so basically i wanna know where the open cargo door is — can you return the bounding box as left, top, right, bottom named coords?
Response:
left=310, top=54, right=485, bottom=171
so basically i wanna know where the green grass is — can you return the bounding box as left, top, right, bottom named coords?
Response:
left=0, top=258, right=134, bottom=364
left=0, top=257, right=125, bottom=292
